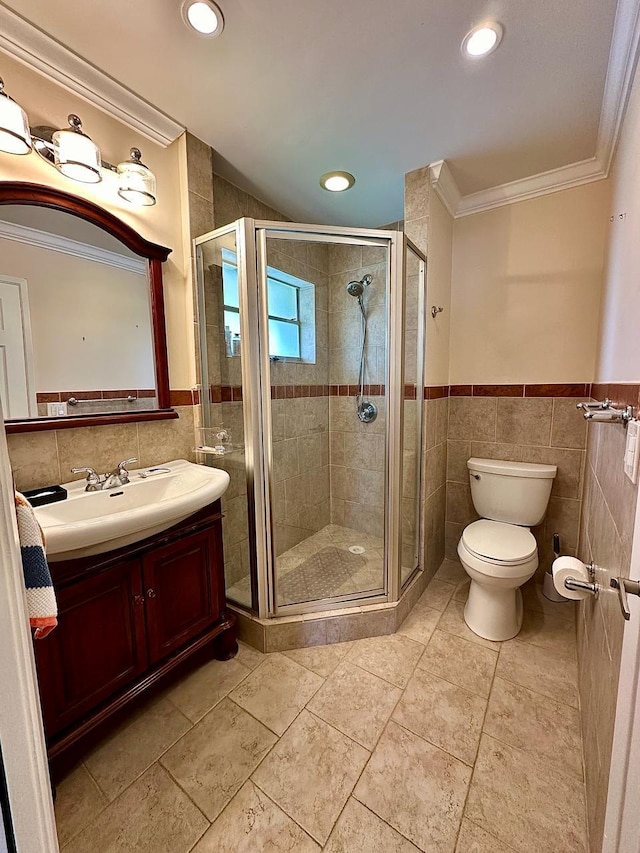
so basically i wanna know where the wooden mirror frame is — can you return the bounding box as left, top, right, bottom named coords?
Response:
left=0, top=182, right=178, bottom=433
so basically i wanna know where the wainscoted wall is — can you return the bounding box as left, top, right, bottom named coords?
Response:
left=577, top=385, right=640, bottom=851
left=422, top=392, right=448, bottom=579
left=8, top=407, right=196, bottom=492
left=445, top=389, right=588, bottom=580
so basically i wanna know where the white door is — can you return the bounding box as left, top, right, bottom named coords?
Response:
left=0, top=275, right=37, bottom=419
left=602, top=494, right=640, bottom=852
left=0, top=404, right=58, bottom=851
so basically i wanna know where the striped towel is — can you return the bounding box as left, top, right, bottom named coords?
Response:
left=15, top=492, right=57, bottom=639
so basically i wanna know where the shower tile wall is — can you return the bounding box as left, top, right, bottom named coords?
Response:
left=444, top=394, right=588, bottom=579
left=328, top=244, right=387, bottom=540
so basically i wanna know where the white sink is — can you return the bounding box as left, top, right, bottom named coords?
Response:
left=35, top=459, right=230, bottom=562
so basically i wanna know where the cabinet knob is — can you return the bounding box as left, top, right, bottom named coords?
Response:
left=133, top=594, right=145, bottom=607
left=146, top=588, right=157, bottom=599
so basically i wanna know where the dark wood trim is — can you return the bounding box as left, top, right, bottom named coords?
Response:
left=0, top=182, right=175, bottom=432
left=0, top=182, right=170, bottom=259
left=149, top=258, right=171, bottom=409
left=5, top=409, right=178, bottom=434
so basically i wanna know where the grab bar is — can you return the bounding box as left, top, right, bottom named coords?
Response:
left=68, top=395, right=137, bottom=406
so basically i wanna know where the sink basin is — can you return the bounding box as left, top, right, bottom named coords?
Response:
left=35, top=459, right=230, bottom=562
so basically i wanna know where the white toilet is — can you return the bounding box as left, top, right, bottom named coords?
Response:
left=457, top=458, right=557, bottom=641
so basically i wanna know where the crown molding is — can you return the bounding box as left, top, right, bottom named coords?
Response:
left=428, top=160, right=461, bottom=217
left=0, top=218, right=148, bottom=274
left=596, top=0, right=640, bottom=171
left=454, top=157, right=607, bottom=217
left=0, top=4, right=184, bottom=147
left=431, top=0, right=640, bottom=218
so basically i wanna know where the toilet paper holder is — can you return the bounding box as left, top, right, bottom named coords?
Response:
left=563, top=561, right=599, bottom=598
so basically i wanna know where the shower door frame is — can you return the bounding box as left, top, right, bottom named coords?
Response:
left=195, top=220, right=426, bottom=620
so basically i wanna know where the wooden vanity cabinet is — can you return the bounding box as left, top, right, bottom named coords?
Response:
left=34, top=500, right=237, bottom=777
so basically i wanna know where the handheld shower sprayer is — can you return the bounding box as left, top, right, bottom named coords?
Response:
left=345, top=274, right=377, bottom=423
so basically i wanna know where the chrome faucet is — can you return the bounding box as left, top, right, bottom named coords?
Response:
left=71, top=458, right=137, bottom=492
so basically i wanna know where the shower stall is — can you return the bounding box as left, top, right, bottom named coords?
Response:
left=194, top=219, right=425, bottom=624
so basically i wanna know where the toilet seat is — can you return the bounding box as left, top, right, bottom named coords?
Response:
left=461, top=520, right=537, bottom=567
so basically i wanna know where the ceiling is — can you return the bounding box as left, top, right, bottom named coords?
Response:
left=2, top=0, right=619, bottom=226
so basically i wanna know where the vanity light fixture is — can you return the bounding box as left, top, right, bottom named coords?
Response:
left=0, top=76, right=32, bottom=154
left=320, top=171, right=356, bottom=192
left=117, top=148, right=157, bottom=206
left=0, top=74, right=158, bottom=208
left=462, top=22, right=503, bottom=58
left=182, top=0, right=224, bottom=37
left=52, top=114, right=101, bottom=184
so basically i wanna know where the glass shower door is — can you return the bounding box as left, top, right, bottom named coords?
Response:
left=256, top=226, right=395, bottom=614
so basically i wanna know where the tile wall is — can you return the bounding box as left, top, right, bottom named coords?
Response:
left=577, top=382, right=640, bottom=851
left=445, top=392, right=588, bottom=580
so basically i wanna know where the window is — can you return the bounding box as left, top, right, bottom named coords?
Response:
left=222, top=250, right=313, bottom=361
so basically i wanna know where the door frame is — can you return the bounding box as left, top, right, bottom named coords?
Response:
left=0, top=408, right=58, bottom=851
left=602, top=488, right=640, bottom=853
left=0, top=274, right=38, bottom=419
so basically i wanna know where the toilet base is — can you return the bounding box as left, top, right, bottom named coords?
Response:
left=464, top=579, right=524, bottom=642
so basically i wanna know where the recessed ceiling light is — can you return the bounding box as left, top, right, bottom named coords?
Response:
left=320, top=171, right=356, bottom=192
left=462, top=22, right=503, bottom=58
left=182, top=0, right=224, bottom=37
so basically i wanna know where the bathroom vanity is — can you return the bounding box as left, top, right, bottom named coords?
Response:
left=34, top=500, right=237, bottom=778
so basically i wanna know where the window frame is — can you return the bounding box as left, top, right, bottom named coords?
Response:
left=222, top=253, right=305, bottom=361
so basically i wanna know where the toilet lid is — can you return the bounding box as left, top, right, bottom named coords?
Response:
left=462, top=520, right=537, bottom=565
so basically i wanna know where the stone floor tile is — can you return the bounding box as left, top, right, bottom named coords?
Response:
left=517, top=609, right=577, bottom=654
left=496, top=639, right=579, bottom=708
left=191, top=781, right=320, bottom=852
left=167, top=657, right=252, bottom=723
left=397, top=601, right=441, bottom=645
left=229, top=653, right=323, bottom=735
left=252, top=709, right=369, bottom=844
left=85, top=698, right=191, bottom=801
left=324, top=798, right=421, bottom=852
left=455, top=818, right=516, bottom=852
left=308, top=662, right=401, bottom=748
left=418, top=630, right=498, bottom=698
left=483, top=677, right=583, bottom=778
left=54, top=764, right=108, bottom=848
left=160, top=698, right=276, bottom=821
left=354, top=721, right=471, bottom=852
left=63, top=764, right=208, bottom=853
left=283, top=641, right=353, bottom=677
left=346, top=633, right=424, bottom=688
left=465, top=735, right=587, bottom=853
left=393, top=669, right=486, bottom=765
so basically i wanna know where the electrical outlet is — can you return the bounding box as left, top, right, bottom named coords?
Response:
left=624, top=419, right=640, bottom=484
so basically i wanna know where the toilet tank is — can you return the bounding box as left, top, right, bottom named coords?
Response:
left=467, top=458, right=557, bottom=526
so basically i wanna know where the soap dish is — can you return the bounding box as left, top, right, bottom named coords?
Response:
left=23, top=485, right=67, bottom=507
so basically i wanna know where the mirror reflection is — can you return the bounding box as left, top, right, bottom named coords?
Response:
left=0, top=204, right=156, bottom=420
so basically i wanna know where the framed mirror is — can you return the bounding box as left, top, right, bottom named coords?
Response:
left=0, top=182, right=176, bottom=433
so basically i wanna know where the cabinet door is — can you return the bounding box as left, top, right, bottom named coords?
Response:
left=142, top=527, right=221, bottom=664
left=34, top=560, right=147, bottom=738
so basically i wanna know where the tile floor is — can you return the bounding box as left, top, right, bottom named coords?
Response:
left=227, top=523, right=415, bottom=608
left=54, top=558, right=586, bottom=853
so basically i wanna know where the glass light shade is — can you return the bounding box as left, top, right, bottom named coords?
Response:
left=52, top=120, right=101, bottom=183
left=0, top=87, right=32, bottom=154
left=319, top=170, right=356, bottom=192
left=117, top=149, right=157, bottom=206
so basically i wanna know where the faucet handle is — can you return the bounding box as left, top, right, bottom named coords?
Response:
left=117, top=458, right=137, bottom=472
left=71, top=466, right=102, bottom=490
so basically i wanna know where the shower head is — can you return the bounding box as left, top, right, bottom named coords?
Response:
left=346, top=274, right=372, bottom=298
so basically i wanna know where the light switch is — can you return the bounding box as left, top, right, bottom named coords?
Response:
left=47, top=402, right=68, bottom=417
left=624, top=419, right=640, bottom=484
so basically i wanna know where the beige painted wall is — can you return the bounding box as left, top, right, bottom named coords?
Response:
left=0, top=236, right=154, bottom=391
left=597, top=62, right=640, bottom=382
left=0, top=51, right=194, bottom=389
left=449, top=180, right=610, bottom=384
